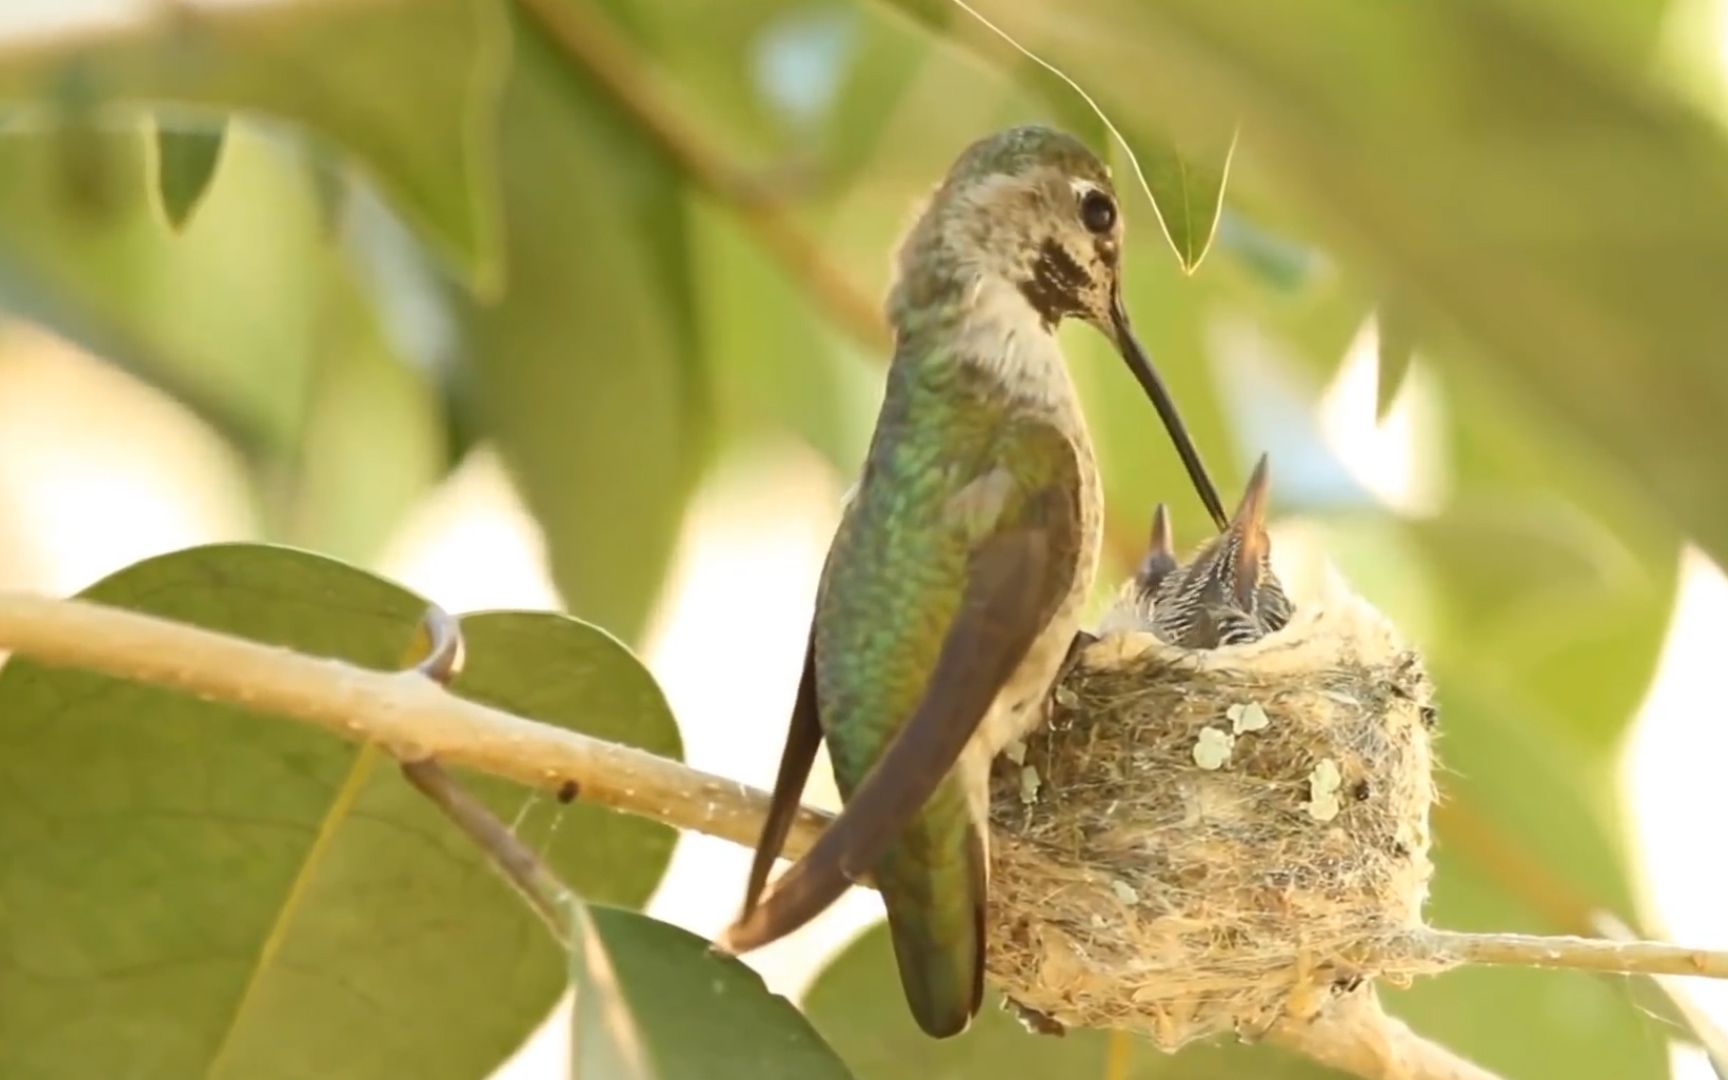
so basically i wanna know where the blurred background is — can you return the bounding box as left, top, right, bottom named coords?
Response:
left=1, top=0, right=1726, bottom=1077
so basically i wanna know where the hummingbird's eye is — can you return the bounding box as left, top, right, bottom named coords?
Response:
left=1079, top=189, right=1116, bottom=233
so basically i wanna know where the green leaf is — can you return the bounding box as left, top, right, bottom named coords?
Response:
left=447, top=611, right=682, bottom=911
left=458, top=10, right=709, bottom=642
left=0, top=0, right=507, bottom=291
left=0, top=231, right=262, bottom=449
left=1375, top=296, right=1415, bottom=420
left=277, top=276, right=447, bottom=563
left=876, top=0, right=1234, bottom=270
left=1124, top=122, right=1236, bottom=272
left=0, top=121, right=419, bottom=465
left=690, top=197, right=868, bottom=465
left=804, top=925, right=1336, bottom=1079
left=1429, top=362, right=1680, bottom=751
left=1405, top=501, right=1675, bottom=750
left=0, top=545, right=679, bottom=1078
left=946, top=0, right=1728, bottom=569
left=820, top=10, right=939, bottom=188
left=152, top=117, right=226, bottom=230
left=568, top=905, right=852, bottom=1080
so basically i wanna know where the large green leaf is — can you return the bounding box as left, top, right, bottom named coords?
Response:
left=449, top=610, right=682, bottom=902
left=0, top=124, right=331, bottom=455
left=277, top=275, right=448, bottom=564
left=689, top=197, right=870, bottom=466
left=0, top=121, right=449, bottom=550
left=1404, top=497, right=1675, bottom=751
left=819, top=8, right=942, bottom=190
left=0, top=545, right=679, bottom=1078
left=569, top=905, right=852, bottom=1079
left=924, top=0, right=1728, bottom=570
left=804, top=925, right=1337, bottom=1079
left=456, top=8, right=708, bottom=642
left=1428, top=361, right=1679, bottom=752
left=588, top=0, right=827, bottom=164
left=0, top=0, right=506, bottom=290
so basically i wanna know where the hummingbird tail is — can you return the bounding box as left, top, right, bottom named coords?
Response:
left=877, top=822, right=987, bottom=1039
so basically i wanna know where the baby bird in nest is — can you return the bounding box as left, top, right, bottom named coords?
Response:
left=1112, top=454, right=1293, bottom=648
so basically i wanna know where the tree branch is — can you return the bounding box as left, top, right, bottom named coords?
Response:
left=1268, top=992, right=1504, bottom=1080
left=0, top=590, right=829, bottom=859
left=511, top=0, right=890, bottom=352
left=0, top=588, right=1723, bottom=1080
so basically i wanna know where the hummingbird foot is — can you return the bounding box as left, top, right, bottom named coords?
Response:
left=1060, top=628, right=1099, bottom=676
left=1003, top=997, right=1067, bottom=1037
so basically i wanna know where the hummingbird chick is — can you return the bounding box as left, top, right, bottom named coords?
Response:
left=1131, top=454, right=1294, bottom=649
left=718, top=126, right=1230, bottom=1039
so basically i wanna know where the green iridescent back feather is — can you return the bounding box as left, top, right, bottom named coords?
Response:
left=812, top=340, right=1081, bottom=1035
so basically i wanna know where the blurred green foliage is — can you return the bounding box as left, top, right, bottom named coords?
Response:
left=0, top=547, right=683, bottom=1077
left=0, top=0, right=1719, bottom=1075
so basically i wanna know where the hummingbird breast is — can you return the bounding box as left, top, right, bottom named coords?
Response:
left=816, top=283, right=1103, bottom=824
left=965, top=349, right=1102, bottom=770
left=968, top=426, right=1099, bottom=765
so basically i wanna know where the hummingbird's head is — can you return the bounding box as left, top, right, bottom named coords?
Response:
left=889, top=126, right=1230, bottom=531
left=890, top=125, right=1126, bottom=336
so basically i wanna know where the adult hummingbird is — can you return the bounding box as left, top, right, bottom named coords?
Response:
left=718, top=126, right=1227, bottom=1037
left=1135, top=454, right=1294, bottom=649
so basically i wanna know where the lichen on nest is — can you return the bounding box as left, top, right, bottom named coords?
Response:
left=983, top=583, right=1444, bottom=1050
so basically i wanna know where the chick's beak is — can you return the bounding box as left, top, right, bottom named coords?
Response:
left=1225, top=454, right=1273, bottom=610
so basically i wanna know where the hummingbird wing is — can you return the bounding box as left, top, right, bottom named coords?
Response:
left=718, top=478, right=1074, bottom=955
left=736, top=631, right=822, bottom=919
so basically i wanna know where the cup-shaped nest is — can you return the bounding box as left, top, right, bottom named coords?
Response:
left=984, top=582, right=1441, bottom=1049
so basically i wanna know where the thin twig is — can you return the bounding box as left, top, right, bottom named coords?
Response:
left=1594, top=912, right=1728, bottom=1079
left=511, top=0, right=889, bottom=351
left=394, top=603, right=574, bottom=943
left=1413, top=929, right=1728, bottom=980
left=0, top=588, right=1725, bottom=1080
left=401, top=758, right=573, bottom=943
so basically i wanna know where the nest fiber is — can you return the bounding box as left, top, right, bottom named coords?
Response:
left=985, top=584, right=1440, bottom=1048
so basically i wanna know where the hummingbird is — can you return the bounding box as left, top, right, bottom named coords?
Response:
left=717, top=126, right=1227, bottom=1038
left=1135, top=453, right=1294, bottom=649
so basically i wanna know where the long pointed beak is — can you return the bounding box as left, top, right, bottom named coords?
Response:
left=1108, top=291, right=1228, bottom=532
left=1134, top=503, right=1179, bottom=600
left=1226, top=454, right=1272, bottom=609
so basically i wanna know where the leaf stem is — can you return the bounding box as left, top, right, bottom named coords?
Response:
left=401, top=757, right=573, bottom=943
left=395, top=602, right=574, bottom=942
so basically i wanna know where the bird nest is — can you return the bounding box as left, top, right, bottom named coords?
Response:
left=984, top=580, right=1444, bottom=1049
